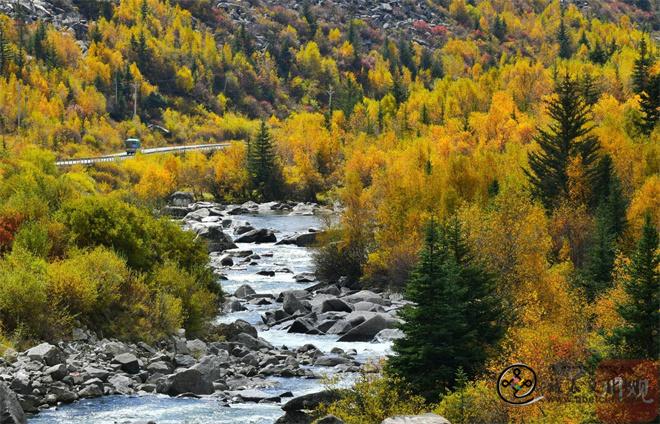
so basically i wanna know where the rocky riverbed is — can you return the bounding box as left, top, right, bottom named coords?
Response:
left=2, top=199, right=407, bottom=424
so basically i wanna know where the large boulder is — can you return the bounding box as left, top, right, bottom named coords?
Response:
left=234, top=284, right=256, bottom=298
left=196, top=226, right=237, bottom=252
left=283, top=293, right=308, bottom=315
left=169, top=191, right=194, bottom=206
left=275, top=232, right=320, bottom=247
left=317, top=416, right=345, bottom=424
left=281, top=390, right=345, bottom=412
left=0, top=382, right=26, bottom=424
left=287, top=318, right=318, bottom=334
left=341, top=290, right=388, bottom=305
left=167, top=369, right=214, bottom=396
left=112, top=353, right=140, bottom=374
left=191, top=355, right=227, bottom=383
left=234, top=228, right=277, bottom=243
left=312, top=298, right=352, bottom=314
left=25, top=343, right=64, bottom=366
left=337, top=314, right=399, bottom=342
left=381, top=414, right=450, bottom=424
left=209, top=320, right=258, bottom=340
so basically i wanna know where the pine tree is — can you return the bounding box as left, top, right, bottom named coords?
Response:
left=588, top=40, right=608, bottom=65
left=0, top=26, right=12, bottom=76
left=557, top=17, right=572, bottom=59
left=581, top=73, right=600, bottom=106
left=493, top=15, right=507, bottom=41
left=525, top=74, right=600, bottom=210
left=248, top=121, right=280, bottom=200
left=580, top=208, right=617, bottom=301
left=631, top=38, right=653, bottom=95
left=638, top=73, right=659, bottom=135
left=387, top=220, right=503, bottom=401
left=302, top=1, right=318, bottom=36
left=610, top=215, right=659, bottom=359
left=32, top=22, right=48, bottom=62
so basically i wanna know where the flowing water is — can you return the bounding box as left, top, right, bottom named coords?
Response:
left=31, top=210, right=392, bottom=423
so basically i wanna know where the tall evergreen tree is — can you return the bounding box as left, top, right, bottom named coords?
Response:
left=610, top=215, right=659, bottom=359
left=557, top=17, right=572, bottom=59
left=591, top=154, right=627, bottom=236
left=302, top=1, right=318, bottom=36
left=387, top=220, right=503, bottom=401
left=581, top=73, right=600, bottom=106
left=493, top=15, right=507, bottom=41
left=525, top=75, right=600, bottom=209
left=248, top=121, right=280, bottom=200
left=638, top=73, right=659, bottom=135
left=631, top=38, right=653, bottom=95
left=0, top=26, right=12, bottom=76
left=580, top=208, right=617, bottom=301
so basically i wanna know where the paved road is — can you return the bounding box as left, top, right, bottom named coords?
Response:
left=55, top=143, right=230, bottom=166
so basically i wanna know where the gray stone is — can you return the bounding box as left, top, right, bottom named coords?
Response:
left=234, top=284, right=256, bottom=298
left=167, top=369, right=214, bottom=396
left=147, top=361, right=172, bottom=374
left=337, top=315, right=399, bottom=342
left=186, top=339, right=208, bottom=358
left=314, top=355, right=353, bottom=367
left=112, top=353, right=140, bottom=374
left=0, top=382, right=26, bottom=424
left=108, top=374, right=133, bottom=394
left=234, top=228, right=277, bottom=243
left=381, top=414, right=450, bottom=424
left=84, top=367, right=110, bottom=381
left=313, top=298, right=352, bottom=314
left=44, top=364, right=67, bottom=381
left=281, top=390, right=345, bottom=412
left=342, top=290, right=389, bottom=305
left=197, top=226, right=237, bottom=252
left=325, top=320, right=352, bottom=335
left=25, top=343, right=64, bottom=366
left=169, top=191, right=194, bottom=206
left=78, top=384, right=103, bottom=398
left=374, top=328, right=405, bottom=342
left=283, top=293, right=308, bottom=315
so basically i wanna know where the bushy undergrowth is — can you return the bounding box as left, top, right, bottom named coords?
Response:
left=0, top=149, right=221, bottom=348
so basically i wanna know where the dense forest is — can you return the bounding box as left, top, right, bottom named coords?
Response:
left=0, top=0, right=658, bottom=422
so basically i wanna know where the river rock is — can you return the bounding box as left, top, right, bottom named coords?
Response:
left=287, top=318, right=317, bottom=334
left=281, top=389, right=345, bottom=412
left=326, top=320, right=352, bottom=335
left=283, top=293, right=308, bottom=315
left=381, top=414, right=450, bottom=424
left=235, top=225, right=255, bottom=235
left=312, top=298, right=352, bottom=314
left=275, top=411, right=312, bottom=424
left=112, top=353, right=140, bottom=374
left=314, top=355, right=353, bottom=367
left=341, top=290, right=389, bottom=305
left=337, top=315, right=399, bottom=342
left=108, top=374, right=133, bottom=394
left=166, top=369, right=214, bottom=396
left=374, top=328, right=405, bottom=342
left=353, top=301, right=385, bottom=312
left=0, top=382, right=26, bottom=424
left=45, top=364, right=67, bottom=381
left=234, top=284, right=256, bottom=298
left=78, top=384, right=103, bottom=398
left=184, top=208, right=210, bottom=221
left=275, top=232, right=319, bottom=247
left=196, top=226, right=237, bottom=252
left=191, top=355, right=227, bottom=383
left=169, top=191, right=194, bottom=206
left=234, top=228, right=277, bottom=243
left=26, top=343, right=64, bottom=366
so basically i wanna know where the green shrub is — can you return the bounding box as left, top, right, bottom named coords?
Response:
left=318, top=370, right=428, bottom=424
left=149, top=262, right=218, bottom=335
left=13, top=221, right=52, bottom=258
left=0, top=249, right=50, bottom=340
left=434, top=380, right=507, bottom=424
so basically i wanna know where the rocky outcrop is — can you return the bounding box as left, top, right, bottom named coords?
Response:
left=0, top=383, right=26, bottom=424
left=281, top=389, right=346, bottom=412
left=195, top=226, right=237, bottom=252
left=234, top=228, right=277, bottom=243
